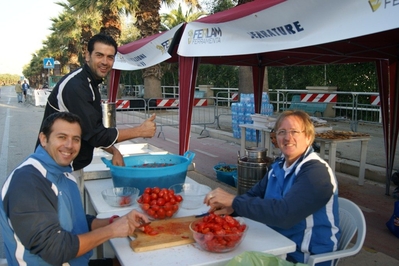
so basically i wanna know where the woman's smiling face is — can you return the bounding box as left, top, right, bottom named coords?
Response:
left=276, top=115, right=312, bottom=166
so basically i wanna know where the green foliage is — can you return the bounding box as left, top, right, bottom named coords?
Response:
left=268, top=63, right=377, bottom=92
left=197, top=64, right=239, bottom=87
left=202, top=0, right=237, bottom=14
left=120, top=70, right=143, bottom=85
left=268, top=62, right=378, bottom=104
left=0, top=74, right=21, bottom=85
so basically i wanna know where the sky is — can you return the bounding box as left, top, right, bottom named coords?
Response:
left=0, top=0, right=183, bottom=77
left=0, top=0, right=65, bottom=76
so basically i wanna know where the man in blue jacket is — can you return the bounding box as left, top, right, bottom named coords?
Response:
left=22, top=80, right=29, bottom=101
left=204, top=110, right=340, bottom=266
left=0, top=112, right=149, bottom=265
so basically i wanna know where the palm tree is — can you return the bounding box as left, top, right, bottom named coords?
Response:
left=160, top=3, right=206, bottom=30
left=48, top=12, right=81, bottom=72
left=159, top=4, right=207, bottom=86
left=68, top=0, right=137, bottom=43
left=135, top=0, right=202, bottom=98
left=55, top=1, right=101, bottom=65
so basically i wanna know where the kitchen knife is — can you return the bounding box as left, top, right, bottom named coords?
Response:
left=195, top=212, right=210, bottom=218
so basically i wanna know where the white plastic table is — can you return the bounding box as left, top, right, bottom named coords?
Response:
left=85, top=178, right=296, bottom=266
left=315, top=136, right=370, bottom=185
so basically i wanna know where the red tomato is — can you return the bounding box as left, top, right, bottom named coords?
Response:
left=146, top=209, right=155, bottom=218
left=163, top=202, right=172, bottom=211
left=151, top=204, right=160, bottom=211
left=147, top=230, right=159, bottom=236
left=162, top=193, right=170, bottom=202
left=142, top=193, right=151, bottom=204
left=225, top=215, right=237, bottom=226
left=158, top=190, right=165, bottom=197
left=150, top=192, right=158, bottom=200
left=204, top=232, right=214, bottom=241
left=144, top=187, right=152, bottom=194
left=169, top=197, right=176, bottom=205
left=141, top=203, right=150, bottom=211
left=213, top=224, right=222, bottom=232
left=175, top=195, right=183, bottom=202
left=165, top=210, right=173, bottom=217
left=202, top=227, right=210, bottom=234
left=153, top=187, right=161, bottom=194
left=157, top=198, right=166, bottom=206
left=143, top=225, right=159, bottom=236
left=214, top=216, right=223, bottom=224
left=157, top=208, right=166, bottom=219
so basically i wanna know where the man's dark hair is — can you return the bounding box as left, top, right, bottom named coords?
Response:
left=41, top=112, right=82, bottom=139
left=87, top=34, right=118, bottom=55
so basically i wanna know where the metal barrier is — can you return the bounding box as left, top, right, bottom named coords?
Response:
left=146, top=98, right=216, bottom=139
left=161, top=86, right=179, bottom=98
left=105, top=85, right=382, bottom=134
left=269, top=90, right=381, bottom=131
left=211, top=88, right=239, bottom=107
left=114, top=98, right=148, bottom=125
left=214, top=91, right=239, bottom=129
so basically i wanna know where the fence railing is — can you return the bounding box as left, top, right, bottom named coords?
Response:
left=268, top=89, right=381, bottom=131
left=112, top=97, right=217, bottom=140
left=100, top=86, right=382, bottom=133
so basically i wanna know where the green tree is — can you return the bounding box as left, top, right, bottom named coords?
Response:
left=267, top=63, right=378, bottom=105
left=135, top=0, right=201, bottom=98
left=68, top=0, right=138, bottom=43
left=159, top=3, right=207, bottom=87
left=160, top=3, right=206, bottom=30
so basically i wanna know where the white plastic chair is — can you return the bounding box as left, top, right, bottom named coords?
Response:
left=307, top=197, right=366, bottom=266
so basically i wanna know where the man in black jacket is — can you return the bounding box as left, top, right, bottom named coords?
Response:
left=37, top=34, right=156, bottom=198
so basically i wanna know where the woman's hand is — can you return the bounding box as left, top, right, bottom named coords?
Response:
left=204, top=188, right=235, bottom=215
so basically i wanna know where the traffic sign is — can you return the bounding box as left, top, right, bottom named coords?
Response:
left=43, top=58, right=55, bottom=69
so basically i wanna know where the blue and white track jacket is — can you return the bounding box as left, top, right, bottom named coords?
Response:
left=0, top=146, right=94, bottom=265
left=232, top=147, right=340, bottom=265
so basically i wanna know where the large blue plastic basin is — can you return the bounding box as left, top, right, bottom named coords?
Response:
left=101, top=151, right=195, bottom=195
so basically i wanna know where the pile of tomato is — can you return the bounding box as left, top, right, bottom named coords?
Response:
left=142, top=224, right=159, bottom=235
left=191, top=213, right=247, bottom=252
left=137, top=186, right=183, bottom=219
left=118, top=196, right=132, bottom=207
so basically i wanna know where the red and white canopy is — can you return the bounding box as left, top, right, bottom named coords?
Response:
left=110, top=0, right=399, bottom=194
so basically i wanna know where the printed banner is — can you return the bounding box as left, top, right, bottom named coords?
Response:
left=113, top=24, right=183, bottom=70
left=177, top=0, right=399, bottom=57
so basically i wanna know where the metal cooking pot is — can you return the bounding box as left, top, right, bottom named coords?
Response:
left=237, top=147, right=273, bottom=195
left=244, top=147, right=267, bottom=161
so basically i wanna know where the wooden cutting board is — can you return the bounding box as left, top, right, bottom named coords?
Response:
left=130, top=215, right=198, bottom=252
